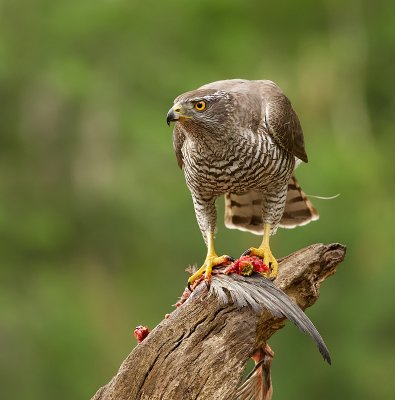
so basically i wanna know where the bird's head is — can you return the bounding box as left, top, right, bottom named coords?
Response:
left=166, top=89, right=232, bottom=135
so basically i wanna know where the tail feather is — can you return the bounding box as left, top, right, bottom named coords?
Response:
left=280, top=176, right=319, bottom=228
left=224, top=192, right=264, bottom=235
left=224, top=176, right=319, bottom=235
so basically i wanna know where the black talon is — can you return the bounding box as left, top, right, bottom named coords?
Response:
left=204, top=279, right=211, bottom=290
left=241, top=248, right=252, bottom=257
left=187, top=282, right=192, bottom=292
left=226, top=255, right=235, bottom=262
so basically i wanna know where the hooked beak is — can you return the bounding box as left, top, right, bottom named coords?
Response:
left=166, top=103, right=190, bottom=126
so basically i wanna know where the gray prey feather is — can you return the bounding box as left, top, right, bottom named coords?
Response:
left=190, top=273, right=331, bottom=364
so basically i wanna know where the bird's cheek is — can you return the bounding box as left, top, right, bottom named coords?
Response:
left=178, top=116, right=192, bottom=123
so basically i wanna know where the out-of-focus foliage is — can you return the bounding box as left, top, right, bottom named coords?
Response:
left=0, top=0, right=394, bottom=399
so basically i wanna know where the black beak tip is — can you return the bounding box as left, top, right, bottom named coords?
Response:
left=166, top=112, right=172, bottom=126
left=166, top=109, right=178, bottom=126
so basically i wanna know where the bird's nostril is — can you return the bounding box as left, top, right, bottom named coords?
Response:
left=174, top=108, right=181, bottom=113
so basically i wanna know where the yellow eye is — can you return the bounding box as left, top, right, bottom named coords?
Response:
left=194, top=101, right=206, bottom=111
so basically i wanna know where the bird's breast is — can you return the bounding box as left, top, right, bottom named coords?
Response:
left=182, top=135, right=293, bottom=196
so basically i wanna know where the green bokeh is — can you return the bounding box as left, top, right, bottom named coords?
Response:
left=0, top=1, right=394, bottom=399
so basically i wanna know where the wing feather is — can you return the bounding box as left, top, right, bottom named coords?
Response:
left=265, top=92, right=308, bottom=162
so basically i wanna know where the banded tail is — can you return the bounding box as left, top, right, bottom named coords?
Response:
left=224, top=176, right=319, bottom=235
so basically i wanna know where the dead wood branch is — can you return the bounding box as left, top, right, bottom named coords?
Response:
left=91, top=243, right=346, bottom=400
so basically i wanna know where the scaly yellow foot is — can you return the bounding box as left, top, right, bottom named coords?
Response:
left=188, top=230, right=234, bottom=289
left=244, top=223, right=278, bottom=279
left=247, top=245, right=278, bottom=279
left=188, top=254, right=233, bottom=289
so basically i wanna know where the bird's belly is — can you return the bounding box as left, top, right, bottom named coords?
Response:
left=184, top=157, right=281, bottom=196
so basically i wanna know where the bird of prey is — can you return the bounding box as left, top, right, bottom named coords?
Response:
left=166, top=79, right=318, bottom=287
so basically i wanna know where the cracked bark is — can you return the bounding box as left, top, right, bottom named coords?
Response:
left=91, top=243, right=346, bottom=400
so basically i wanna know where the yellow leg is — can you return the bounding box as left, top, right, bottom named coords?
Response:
left=248, top=224, right=278, bottom=279
left=188, top=232, right=232, bottom=287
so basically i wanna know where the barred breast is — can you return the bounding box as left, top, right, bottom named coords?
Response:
left=182, top=132, right=295, bottom=199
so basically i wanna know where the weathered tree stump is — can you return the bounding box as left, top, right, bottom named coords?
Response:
left=91, top=243, right=346, bottom=400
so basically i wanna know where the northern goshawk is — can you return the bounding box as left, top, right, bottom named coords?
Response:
left=166, top=79, right=318, bottom=287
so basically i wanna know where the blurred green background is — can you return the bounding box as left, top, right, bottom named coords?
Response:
left=0, top=0, right=394, bottom=399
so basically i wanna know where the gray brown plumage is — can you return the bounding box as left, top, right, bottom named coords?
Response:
left=167, top=79, right=318, bottom=249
